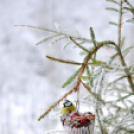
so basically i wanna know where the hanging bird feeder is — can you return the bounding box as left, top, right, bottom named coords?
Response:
left=60, top=111, right=95, bottom=134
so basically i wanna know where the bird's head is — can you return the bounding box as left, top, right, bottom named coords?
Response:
left=63, top=100, right=73, bottom=107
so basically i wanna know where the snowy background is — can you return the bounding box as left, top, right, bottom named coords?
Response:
left=0, top=0, right=134, bottom=134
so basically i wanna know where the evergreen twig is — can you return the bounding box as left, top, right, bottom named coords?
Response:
left=70, top=37, right=90, bottom=52
left=46, top=56, right=82, bottom=65
left=118, top=0, right=123, bottom=48
left=38, top=88, right=74, bottom=121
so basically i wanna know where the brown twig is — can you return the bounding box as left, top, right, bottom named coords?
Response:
left=79, top=79, right=95, bottom=95
left=38, top=88, right=74, bottom=121
left=70, top=38, right=116, bottom=92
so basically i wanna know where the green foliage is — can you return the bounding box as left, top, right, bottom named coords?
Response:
left=106, top=0, right=119, bottom=5
left=109, top=21, right=118, bottom=26
left=120, top=37, right=126, bottom=48
left=90, top=27, right=96, bottom=47
left=35, top=34, right=60, bottom=45
left=123, top=7, right=134, bottom=13
left=80, top=75, right=90, bottom=80
left=122, top=46, right=134, bottom=57
left=106, top=7, right=119, bottom=12
left=108, top=53, right=118, bottom=64
left=62, top=67, right=82, bottom=88
left=70, top=37, right=90, bottom=52
left=46, top=56, right=82, bottom=65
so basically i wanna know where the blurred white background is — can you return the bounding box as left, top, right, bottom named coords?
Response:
left=0, top=0, right=133, bottom=134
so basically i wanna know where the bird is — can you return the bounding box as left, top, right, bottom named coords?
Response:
left=61, top=100, right=76, bottom=115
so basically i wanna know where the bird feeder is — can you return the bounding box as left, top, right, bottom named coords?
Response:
left=60, top=112, right=95, bottom=134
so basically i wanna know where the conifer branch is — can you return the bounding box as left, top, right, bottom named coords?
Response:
left=117, top=48, right=134, bottom=93
left=106, top=0, right=119, bottom=5
left=38, top=101, right=59, bottom=121
left=104, top=39, right=134, bottom=93
left=118, top=0, right=123, bottom=48
left=73, top=40, right=117, bottom=92
left=107, top=75, right=127, bottom=87
left=90, top=27, right=96, bottom=48
left=80, top=79, right=105, bottom=104
left=79, top=79, right=95, bottom=95
left=46, top=56, right=82, bottom=65
left=96, top=109, right=105, bottom=134
left=107, top=93, right=134, bottom=103
left=70, top=37, right=90, bottom=52
left=38, top=88, right=74, bottom=121
left=124, top=0, right=134, bottom=9
left=62, top=67, right=82, bottom=88
left=46, top=56, right=126, bottom=71
left=90, top=27, right=97, bottom=60
left=15, top=25, right=91, bottom=43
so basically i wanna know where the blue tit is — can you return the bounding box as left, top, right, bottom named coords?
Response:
left=61, top=100, right=76, bottom=115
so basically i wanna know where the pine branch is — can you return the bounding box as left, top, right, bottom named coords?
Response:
left=73, top=40, right=117, bottom=92
left=106, top=0, right=119, bottom=5
left=62, top=67, right=82, bottom=88
left=107, top=75, right=127, bottom=87
left=117, top=47, right=134, bottom=93
left=107, top=93, right=134, bottom=103
left=118, top=0, right=123, bottom=48
left=15, top=25, right=91, bottom=43
left=70, top=37, right=90, bottom=52
left=46, top=56, right=82, bottom=65
left=124, top=0, right=134, bottom=9
left=38, top=101, right=59, bottom=121
left=90, top=27, right=97, bottom=60
left=46, top=56, right=125, bottom=71
left=79, top=79, right=95, bottom=95
left=90, top=27, right=96, bottom=48
left=35, top=34, right=60, bottom=45
left=96, top=109, right=105, bottom=134
left=38, top=88, right=74, bottom=121
left=106, top=7, right=119, bottom=12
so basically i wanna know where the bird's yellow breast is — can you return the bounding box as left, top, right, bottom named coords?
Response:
left=61, top=105, right=76, bottom=115
left=68, top=105, right=76, bottom=112
left=61, top=107, right=70, bottom=115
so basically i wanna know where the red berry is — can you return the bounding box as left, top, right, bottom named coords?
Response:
left=80, top=118, right=88, bottom=125
left=69, top=112, right=79, bottom=118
